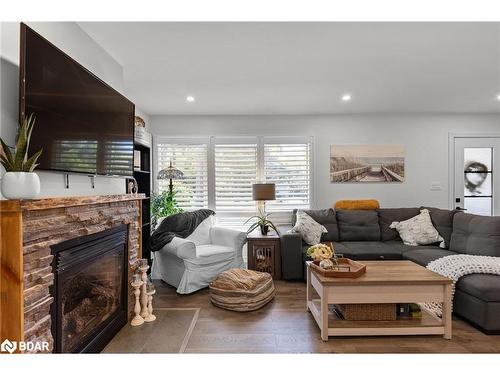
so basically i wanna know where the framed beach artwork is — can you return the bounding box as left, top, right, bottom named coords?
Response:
left=330, top=144, right=405, bottom=183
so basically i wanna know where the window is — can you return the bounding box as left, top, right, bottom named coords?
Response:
left=155, top=136, right=313, bottom=223
left=214, top=140, right=258, bottom=212
left=264, top=141, right=311, bottom=211
left=156, top=141, right=209, bottom=210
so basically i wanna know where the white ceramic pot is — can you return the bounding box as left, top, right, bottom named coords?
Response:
left=1, top=172, right=41, bottom=199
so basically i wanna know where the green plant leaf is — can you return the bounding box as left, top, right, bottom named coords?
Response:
left=0, top=139, right=15, bottom=171
left=0, top=154, right=14, bottom=172
left=246, top=222, right=259, bottom=234
left=244, top=215, right=260, bottom=224
left=24, top=148, right=43, bottom=172
left=13, top=117, right=29, bottom=170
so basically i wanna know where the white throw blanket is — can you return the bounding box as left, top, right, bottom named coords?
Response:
left=423, top=254, right=500, bottom=317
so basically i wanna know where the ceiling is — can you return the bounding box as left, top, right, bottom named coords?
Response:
left=78, top=22, right=500, bottom=115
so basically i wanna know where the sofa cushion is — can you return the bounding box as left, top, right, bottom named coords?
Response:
left=421, top=207, right=456, bottom=249
left=389, top=209, right=445, bottom=248
left=336, top=210, right=380, bottom=241
left=450, top=212, right=500, bottom=256
left=292, top=210, right=328, bottom=245
left=377, top=207, right=420, bottom=241
left=402, top=248, right=457, bottom=267
left=292, top=208, right=339, bottom=242
left=339, top=241, right=402, bottom=260
left=455, top=274, right=500, bottom=302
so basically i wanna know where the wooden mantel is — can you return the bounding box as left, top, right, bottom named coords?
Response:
left=0, top=194, right=145, bottom=352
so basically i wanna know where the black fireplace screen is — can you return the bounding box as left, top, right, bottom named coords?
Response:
left=51, top=225, right=128, bottom=353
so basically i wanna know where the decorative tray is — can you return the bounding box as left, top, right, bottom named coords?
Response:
left=310, top=258, right=366, bottom=278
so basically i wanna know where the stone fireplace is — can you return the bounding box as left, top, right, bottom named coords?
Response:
left=0, top=194, right=145, bottom=353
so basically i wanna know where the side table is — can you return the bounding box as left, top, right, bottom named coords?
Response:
left=247, top=232, right=282, bottom=279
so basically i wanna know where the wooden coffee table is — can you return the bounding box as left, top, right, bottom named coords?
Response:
left=306, top=260, right=453, bottom=341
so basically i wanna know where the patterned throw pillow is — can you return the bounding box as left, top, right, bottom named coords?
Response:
left=390, top=209, right=445, bottom=248
left=292, top=210, right=328, bottom=245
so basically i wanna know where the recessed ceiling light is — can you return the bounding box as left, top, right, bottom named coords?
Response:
left=341, top=94, right=352, bottom=102
left=186, top=95, right=195, bottom=103
left=496, top=93, right=500, bottom=101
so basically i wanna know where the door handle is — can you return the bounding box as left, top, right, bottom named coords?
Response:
left=455, top=207, right=467, bottom=211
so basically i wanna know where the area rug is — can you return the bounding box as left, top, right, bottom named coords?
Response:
left=102, top=308, right=199, bottom=353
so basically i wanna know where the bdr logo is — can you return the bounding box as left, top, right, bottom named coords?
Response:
left=1, top=339, right=49, bottom=353
left=1, top=339, right=17, bottom=353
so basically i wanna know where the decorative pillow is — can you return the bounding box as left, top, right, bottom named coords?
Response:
left=292, top=210, right=328, bottom=245
left=389, top=209, right=445, bottom=248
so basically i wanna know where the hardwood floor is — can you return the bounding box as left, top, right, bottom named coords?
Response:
left=153, top=279, right=500, bottom=353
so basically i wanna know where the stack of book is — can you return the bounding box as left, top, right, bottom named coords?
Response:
left=396, top=303, right=422, bottom=319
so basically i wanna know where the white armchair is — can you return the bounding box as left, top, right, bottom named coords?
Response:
left=151, top=216, right=247, bottom=294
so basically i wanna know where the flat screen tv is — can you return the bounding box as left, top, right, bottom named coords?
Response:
left=19, top=23, right=135, bottom=177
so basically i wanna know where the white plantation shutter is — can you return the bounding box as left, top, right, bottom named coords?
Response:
left=156, top=141, right=208, bottom=210
left=264, top=140, right=311, bottom=211
left=214, top=141, right=258, bottom=212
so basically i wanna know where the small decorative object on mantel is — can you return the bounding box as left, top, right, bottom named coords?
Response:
left=134, top=116, right=146, bottom=127
left=0, top=114, right=43, bottom=199
left=308, top=242, right=366, bottom=278
left=131, top=272, right=145, bottom=326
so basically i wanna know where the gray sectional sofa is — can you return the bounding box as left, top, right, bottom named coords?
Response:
left=278, top=207, right=500, bottom=333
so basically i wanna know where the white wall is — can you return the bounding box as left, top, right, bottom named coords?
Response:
left=0, top=22, right=148, bottom=198
left=150, top=114, right=500, bottom=209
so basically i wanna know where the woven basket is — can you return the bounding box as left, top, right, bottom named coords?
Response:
left=335, top=304, right=396, bottom=321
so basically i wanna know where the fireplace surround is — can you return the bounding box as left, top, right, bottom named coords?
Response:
left=0, top=194, right=145, bottom=353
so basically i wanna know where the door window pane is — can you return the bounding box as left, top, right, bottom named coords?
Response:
left=464, top=148, right=492, bottom=171
left=464, top=197, right=492, bottom=216
left=464, top=173, right=492, bottom=196
left=464, top=147, right=493, bottom=216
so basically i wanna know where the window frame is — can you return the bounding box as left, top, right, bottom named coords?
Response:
left=154, top=135, right=315, bottom=223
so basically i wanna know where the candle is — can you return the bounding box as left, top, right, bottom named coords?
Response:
left=133, top=273, right=141, bottom=284
left=139, top=258, right=148, bottom=268
left=146, top=281, right=155, bottom=294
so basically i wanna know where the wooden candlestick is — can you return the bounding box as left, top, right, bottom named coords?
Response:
left=145, top=289, right=156, bottom=322
left=130, top=280, right=144, bottom=326
left=139, top=265, right=149, bottom=318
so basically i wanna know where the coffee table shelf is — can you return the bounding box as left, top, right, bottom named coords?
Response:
left=308, top=300, right=444, bottom=337
left=306, top=260, right=453, bottom=341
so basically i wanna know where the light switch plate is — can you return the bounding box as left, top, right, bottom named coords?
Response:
left=430, top=182, right=442, bottom=191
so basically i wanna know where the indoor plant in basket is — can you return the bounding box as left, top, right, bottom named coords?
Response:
left=0, top=114, right=43, bottom=199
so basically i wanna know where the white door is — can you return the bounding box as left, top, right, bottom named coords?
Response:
left=453, top=137, right=500, bottom=216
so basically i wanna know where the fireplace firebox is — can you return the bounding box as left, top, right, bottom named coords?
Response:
left=51, top=225, right=129, bottom=353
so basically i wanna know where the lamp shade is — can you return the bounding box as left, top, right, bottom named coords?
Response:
left=157, top=161, right=184, bottom=180
left=252, top=183, right=276, bottom=201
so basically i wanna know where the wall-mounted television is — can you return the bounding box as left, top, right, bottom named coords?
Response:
left=19, top=23, right=135, bottom=177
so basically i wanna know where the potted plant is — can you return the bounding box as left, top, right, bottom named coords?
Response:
left=245, top=211, right=278, bottom=235
left=0, top=114, right=43, bottom=199
left=151, top=189, right=184, bottom=229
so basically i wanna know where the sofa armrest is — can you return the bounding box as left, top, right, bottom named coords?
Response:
left=210, top=226, right=247, bottom=251
left=279, top=229, right=305, bottom=280
left=160, top=237, right=197, bottom=260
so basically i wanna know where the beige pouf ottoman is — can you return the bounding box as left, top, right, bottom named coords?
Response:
left=209, top=269, right=275, bottom=312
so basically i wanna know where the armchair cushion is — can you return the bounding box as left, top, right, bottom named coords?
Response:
left=196, top=244, right=235, bottom=258
left=186, top=215, right=215, bottom=245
